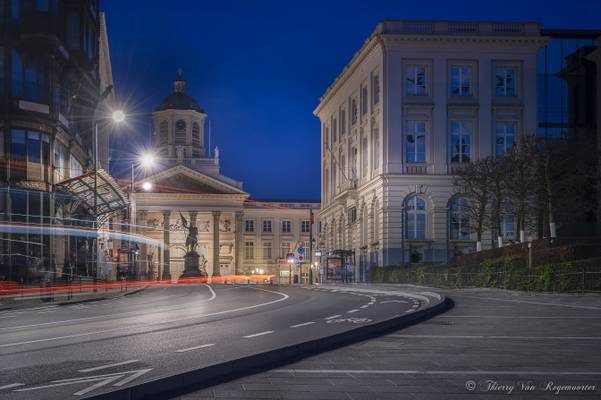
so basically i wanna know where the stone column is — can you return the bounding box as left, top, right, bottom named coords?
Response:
left=212, top=211, right=221, bottom=277
left=234, top=210, right=243, bottom=275
left=162, top=211, right=171, bottom=280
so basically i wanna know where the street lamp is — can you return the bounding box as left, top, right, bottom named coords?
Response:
left=142, top=181, right=153, bottom=191
left=112, top=110, right=126, bottom=123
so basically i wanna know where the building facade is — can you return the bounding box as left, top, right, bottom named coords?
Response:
left=130, top=73, right=319, bottom=282
left=0, top=0, right=127, bottom=284
left=315, top=21, right=547, bottom=268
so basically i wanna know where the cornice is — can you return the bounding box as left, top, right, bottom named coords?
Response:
left=381, top=34, right=549, bottom=46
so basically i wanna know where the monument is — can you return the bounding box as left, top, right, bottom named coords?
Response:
left=179, top=213, right=208, bottom=278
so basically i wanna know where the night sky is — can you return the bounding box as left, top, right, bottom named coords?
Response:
left=103, top=0, right=600, bottom=201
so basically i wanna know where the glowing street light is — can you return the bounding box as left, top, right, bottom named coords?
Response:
left=112, top=109, right=126, bottom=123
left=142, top=181, right=153, bottom=191
left=139, top=152, right=156, bottom=170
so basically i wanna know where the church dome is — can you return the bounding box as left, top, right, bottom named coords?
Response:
left=155, top=69, right=205, bottom=113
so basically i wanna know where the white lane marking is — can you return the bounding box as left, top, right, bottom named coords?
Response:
left=73, top=375, right=123, bottom=396
left=112, top=368, right=153, bottom=387
left=0, top=286, right=288, bottom=348
left=360, top=305, right=368, bottom=309
left=243, top=330, right=274, bottom=338
left=347, top=309, right=359, bottom=314
left=380, top=300, right=408, bottom=304
left=0, top=315, right=16, bottom=319
left=175, top=343, right=215, bottom=353
left=274, top=369, right=601, bottom=376
left=0, top=383, right=24, bottom=390
left=290, top=322, right=315, bottom=328
left=2, top=283, right=219, bottom=331
left=206, top=284, right=217, bottom=301
left=388, top=334, right=601, bottom=340
left=78, top=359, right=139, bottom=373
left=324, top=314, right=342, bottom=320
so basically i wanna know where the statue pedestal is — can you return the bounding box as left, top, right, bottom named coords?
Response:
left=179, top=251, right=207, bottom=278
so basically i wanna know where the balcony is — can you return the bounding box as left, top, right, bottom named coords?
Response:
left=379, top=20, right=541, bottom=37
left=404, top=163, right=429, bottom=175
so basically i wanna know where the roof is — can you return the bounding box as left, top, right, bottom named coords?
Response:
left=155, top=92, right=205, bottom=113
left=55, top=169, right=128, bottom=220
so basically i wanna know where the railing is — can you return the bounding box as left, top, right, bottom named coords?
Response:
left=389, top=21, right=539, bottom=36
left=404, top=164, right=429, bottom=175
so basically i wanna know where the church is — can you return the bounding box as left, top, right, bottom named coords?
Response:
left=125, top=71, right=320, bottom=282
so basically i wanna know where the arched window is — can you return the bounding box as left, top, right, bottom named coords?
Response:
left=192, top=122, right=200, bottom=147
left=175, top=120, right=186, bottom=145
left=405, top=196, right=427, bottom=240
left=159, top=121, right=168, bottom=145
left=449, top=196, right=470, bottom=240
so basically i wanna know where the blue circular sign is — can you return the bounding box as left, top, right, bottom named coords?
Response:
left=297, top=247, right=305, bottom=254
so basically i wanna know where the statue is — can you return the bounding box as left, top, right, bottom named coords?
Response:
left=178, top=212, right=207, bottom=279
left=180, top=213, right=198, bottom=253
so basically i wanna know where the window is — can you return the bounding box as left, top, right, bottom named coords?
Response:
left=244, top=219, right=255, bottom=233
left=372, top=73, right=380, bottom=105
left=10, top=129, right=26, bottom=181
left=281, top=220, right=291, bottom=233
left=0, top=46, right=4, bottom=95
left=159, top=121, right=168, bottom=145
left=332, top=117, right=337, bottom=144
left=263, top=241, right=272, bottom=260
left=66, top=12, right=81, bottom=50
left=192, top=122, right=200, bottom=147
left=54, top=140, right=67, bottom=182
left=349, top=207, right=357, bottom=223
left=495, top=67, right=516, bottom=97
left=10, top=129, right=50, bottom=181
left=280, top=241, right=290, bottom=258
left=324, top=125, right=329, bottom=149
left=502, top=214, right=516, bottom=240
left=372, top=123, right=379, bottom=169
left=332, top=160, right=337, bottom=193
left=450, top=66, right=472, bottom=97
left=244, top=241, right=254, bottom=260
left=175, top=120, right=186, bottom=145
left=406, top=121, right=426, bottom=163
left=301, top=220, right=310, bottom=234
left=405, top=196, right=427, bottom=240
left=450, top=197, right=470, bottom=240
left=340, top=109, right=346, bottom=135
left=262, top=220, right=272, bottom=233
left=405, top=65, right=428, bottom=96
left=360, top=85, right=368, bottom=115
left=450, top=121, right=472, bottom=164
left=11, top=0, right=19, bottom=18
left=70, top=155, right=83, bottom=178
left=361, top=132, right=368, bottom=177
left=11, top=48, right=46, bottom=102
left=351, top=98, right=358, bottom=125
left=495, top=121, right=516, bottom=155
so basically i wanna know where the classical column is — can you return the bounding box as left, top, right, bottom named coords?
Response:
left=234, top=210, right=243, bottom=275
left=162, top=211, right=171, bottom=280
left=212, top=211, right=221, bottom=277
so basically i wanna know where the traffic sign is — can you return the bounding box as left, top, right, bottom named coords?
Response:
left=297, top=247, right=305, bottom=254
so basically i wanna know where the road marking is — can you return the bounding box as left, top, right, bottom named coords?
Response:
left=0, top=315, right=16, bottom=319
left=175, top=343, right=215, bottom=353
left=347, top=309, right=359, bottom=313
left=0, top=383, right=24, bottom=390
left=290, top=322, right=315, bottom=328
left=78, top=359, right=139, bottom=373
left=0, top=286, right=289, bottom=348
left=274, top=369, right=601, bottom=376
left=1, top=283, right=220, bottom=332
left=380, top=300, right=408, bottom=304
left=388, top=334, right=601, bottom=340
left=360, top=305, right=368, bottom=308
left=206, top=284, right=217, bottom=301
left=14, top=369, right=153, bottom=395
left=243, top=330, right=274, bottom=338
left=324, top=314, right=342, bottom=320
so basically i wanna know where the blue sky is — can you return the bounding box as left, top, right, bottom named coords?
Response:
left=103, top=0, right=601, bottom=200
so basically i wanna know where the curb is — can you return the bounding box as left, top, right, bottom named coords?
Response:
left=85, top=293, right=453, bottom=400
left=0, top=286, right=148, bottom=312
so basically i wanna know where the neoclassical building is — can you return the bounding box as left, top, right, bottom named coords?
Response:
left=129, top=73, right=319, bottom=281
left=315, top=21, right=547, bottom=267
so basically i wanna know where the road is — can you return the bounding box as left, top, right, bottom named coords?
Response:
left=179, top=285, right=601, bottom=400
left=0, top=283, right=433, bottom=399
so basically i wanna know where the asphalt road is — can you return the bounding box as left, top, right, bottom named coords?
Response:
left=0, top=283, right=432, bottom=399
left=178, top=284, right=601, bottom=400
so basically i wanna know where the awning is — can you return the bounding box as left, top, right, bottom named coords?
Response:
left=55, top=169, right=128, bottom=219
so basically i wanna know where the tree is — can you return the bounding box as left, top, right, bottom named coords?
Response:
left=452, top=157, right=494, bottom=251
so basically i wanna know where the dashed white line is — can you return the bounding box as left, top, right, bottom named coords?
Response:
left=360, top=305, right=368, bottom=309
left=0, top=383, right=24, bottom=390
left=243, top=330, right=274, bottom=338
left=175, top=343, right=215, bottom=353
left=78, top=359, right=139, bottom=373
left=347, top=309, right=359, bottom=314
left=324, top=314, right=342, bottom=320
left=290, top=322, right=315, bottom=328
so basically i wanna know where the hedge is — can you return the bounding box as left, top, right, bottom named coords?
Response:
left=371, top=256, right=601, bottom=292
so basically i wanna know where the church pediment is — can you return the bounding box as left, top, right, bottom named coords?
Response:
left=143, top=165, right=247, bottom=196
